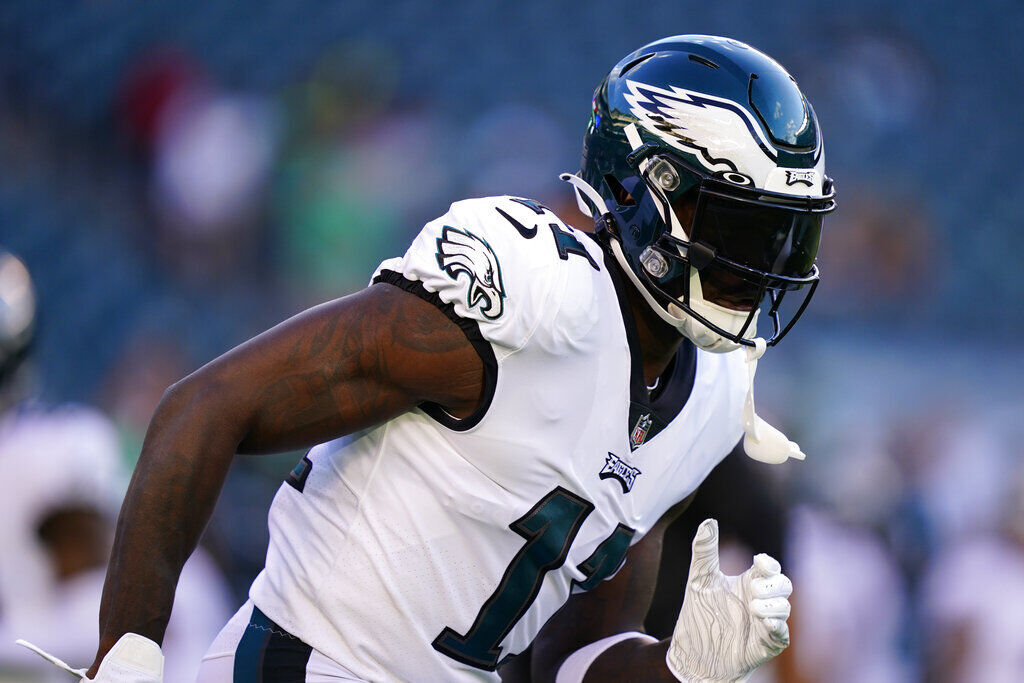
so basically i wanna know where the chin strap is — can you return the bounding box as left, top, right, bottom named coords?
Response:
left=558, top=168, right=804, bottom=465
left=559, top=172, right=609, bottom=218
left=741, top=339, right=805, bottom=464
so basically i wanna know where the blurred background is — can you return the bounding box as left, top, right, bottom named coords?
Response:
left=0, top=0, right=1022, bottom=681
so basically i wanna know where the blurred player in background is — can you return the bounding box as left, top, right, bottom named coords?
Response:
left=0, top=252, right=234, bottom=683
left=0, top=407, right=235, bottom=683
left=25, top=35, right=835, bottom=682
left=0, top=252, right=35, bottom=416
left=921, top=462, right=1024, bottom=682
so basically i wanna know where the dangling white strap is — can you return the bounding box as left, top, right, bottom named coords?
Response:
left=16, top=639, right=88, bottom=678
left=558, top=172, right=610, bottom=218
left=623, top=123, right=645, bottom=155
left=741, top=339, right=805, bottom=464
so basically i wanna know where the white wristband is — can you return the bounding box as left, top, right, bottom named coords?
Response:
left=555, top=632, right=658, bottom=683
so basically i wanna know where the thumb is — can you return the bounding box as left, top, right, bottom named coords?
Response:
left=689, top=518, right=721, bottom=579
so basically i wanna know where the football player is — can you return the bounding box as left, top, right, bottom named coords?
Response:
left=26, top=35, right=835, bottom=682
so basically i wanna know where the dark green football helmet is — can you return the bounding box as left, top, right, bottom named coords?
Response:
left=565, top=35, right=836, bottom=352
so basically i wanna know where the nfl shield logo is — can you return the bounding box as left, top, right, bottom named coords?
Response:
left=630, top=414, right=653, bottom=450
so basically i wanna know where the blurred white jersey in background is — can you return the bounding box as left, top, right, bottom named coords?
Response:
left=0, top=404, right=234, bottom=683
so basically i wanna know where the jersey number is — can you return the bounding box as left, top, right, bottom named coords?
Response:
left=432, top=487, right=635, bottom=671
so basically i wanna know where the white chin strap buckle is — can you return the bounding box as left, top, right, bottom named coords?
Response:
left=742, top=339, right=805, bottom=464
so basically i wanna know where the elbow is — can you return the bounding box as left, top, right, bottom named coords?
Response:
left=160, top=362, right=237, bottom=411
left=145, top=378, right=200, bottom=443
left=134, top=370, right=250, bottom=470
left=152, top=369, right=244, bottom=440
left=159, top=376, right=192, bottom=411
left=158, top=372, right=210, bottom=418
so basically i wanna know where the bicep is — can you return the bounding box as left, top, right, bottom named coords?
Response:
left=180, top=283, right=483, bottom=455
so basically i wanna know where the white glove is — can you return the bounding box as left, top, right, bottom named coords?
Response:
left=666, top=519, right=792, bottom=682
left=16, top=632, right=164, bottom=682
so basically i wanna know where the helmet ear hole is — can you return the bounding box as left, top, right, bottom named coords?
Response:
left=603, top=174, right=635, bottom=207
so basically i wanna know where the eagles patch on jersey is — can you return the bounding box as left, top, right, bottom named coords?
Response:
left=599, top=452, right=642, bottom=494
left=435, top=226, right=506, bottom=320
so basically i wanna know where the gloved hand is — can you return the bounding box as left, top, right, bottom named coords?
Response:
left=666, top=519, right=792, bottom=682
left=17, top=632, right=163, bottom=682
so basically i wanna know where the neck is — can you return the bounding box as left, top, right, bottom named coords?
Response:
left=623, top=279, right=684, bottom=386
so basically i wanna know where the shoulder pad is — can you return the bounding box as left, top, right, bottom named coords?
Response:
left=373, top=196, right=606, bottom=354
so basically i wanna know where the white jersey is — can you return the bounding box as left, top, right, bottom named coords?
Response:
left=249, top=196, right=749, bottom=681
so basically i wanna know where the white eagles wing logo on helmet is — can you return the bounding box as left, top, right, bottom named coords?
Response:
left=435, top=226, right=506, bottom=320
left=623, top=79, right=780, bottom=182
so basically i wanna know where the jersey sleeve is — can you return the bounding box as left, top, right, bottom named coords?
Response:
left=371, top=196, right=605, bottom=431
left=371, top=197, right=563, bottom=355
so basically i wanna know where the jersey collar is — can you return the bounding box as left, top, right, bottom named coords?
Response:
left=603, top=250, right=698, bottom=450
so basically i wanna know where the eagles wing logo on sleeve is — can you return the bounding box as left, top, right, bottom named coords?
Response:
left=435, top=226, right=506, bottom=320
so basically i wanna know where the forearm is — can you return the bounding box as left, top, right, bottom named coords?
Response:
left=90, top=381, right=240, bottom=675
left=84, top=285, right=484, bottom=675
left=581, top=638, right=675, bottom=683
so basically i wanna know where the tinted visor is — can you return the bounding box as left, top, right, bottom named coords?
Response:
left=690, top=192, right=823, bottom=285
left=627, top=149, right=833, bottom=346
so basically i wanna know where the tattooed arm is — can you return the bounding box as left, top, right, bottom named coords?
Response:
left=88, top=283, right=484, bottom=676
